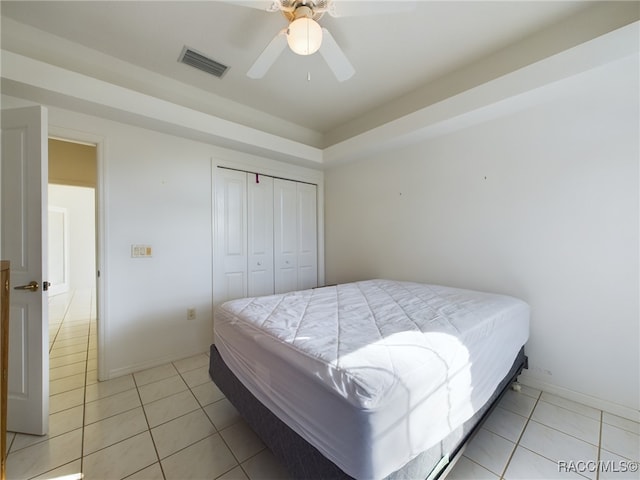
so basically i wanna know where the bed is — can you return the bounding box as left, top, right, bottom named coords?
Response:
left=209, top=279, right=529, bottom=479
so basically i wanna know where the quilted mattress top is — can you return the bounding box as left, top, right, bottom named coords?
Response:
left=215, top=279, right=529, bottom=410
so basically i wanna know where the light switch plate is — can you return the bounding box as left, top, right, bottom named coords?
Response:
left=131, top=244, right=152, bottom=258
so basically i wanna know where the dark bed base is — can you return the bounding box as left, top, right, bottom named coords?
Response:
left=209, top=344, right=527, bottom=480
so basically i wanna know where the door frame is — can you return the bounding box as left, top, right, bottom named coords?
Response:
left=48, top=126, right=107, bottom=382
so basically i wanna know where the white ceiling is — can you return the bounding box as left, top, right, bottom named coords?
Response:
left=0, top=1, right=596, bottom=145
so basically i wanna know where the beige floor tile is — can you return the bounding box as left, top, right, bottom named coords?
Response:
left=603, top=412, right=640, bottom=435
left=30, top=459, right=82, bottom=480
left=539, top=393, right=601, bottom=421
left=50, top=336, right=88, bottom=349
left=516, top=384, right=542, bottom=400
left=50, top=361, right=86, bottom=381
left=50, top=387, right=85, bottom=414
left=241, top=449, right=292, bottom=480
left=448, top=456, right=498, bottom=480
left=9, top=432, right=48, bottom=453
left=50, top=373, right=85, bottom=396
left=87, top=357, right=97, bottom=371
left=180, top=365, right=211, bottom=387
left=598, top=449, right=640, bottom=480
left=204, top=398, right=241, bottom=430
left=173, top=353, right=209, bottom=374
left=601, top=423, right=640, bottom=461
left=84, top=374, right=136, bottom=402
left=151, top=409, right=217, bottom=459
left=191, top=381, right=225, bottom=407
left=483, top=406, right=528, bottom=443
left=532, top=401, right=601, bottom=446
left=49, top=351, right=87, bottom=368
left=47, top=405, right=84, bottom=439
left=504, top=446, right=585, bottom=479
left=55, top=327, right=90, bottom=341
left=464, top=428, right=516, bottom=477
left=134, top=363, right=179, bottom=387
left=86, top=369, right=98, bottom=385
left=219, top=420, right=265, bottom=463
left=5, top=432, right=15, bottom=455
left=138, top=375, right=188, bottom=405
left=83, top=406, right=149, bottom=455
left=5, top=428, right=82, bottom=480
left=499, top=390, right=538, bottom=418
left=83, top=431, right=158, bottom=479
left=217, top=465, right=250, bottom=480
left=161, top=434, right=237, bottom=480
left=519, top=421, right=598, bottom=479
left=124, top=462, right=165, bottom=479
left=84, top=388, right=141, bottom=425
left=143, top=390, right=200, bottom=428
left=50, top=343, right=88, bottom=358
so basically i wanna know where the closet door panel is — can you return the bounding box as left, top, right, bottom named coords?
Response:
left=274, top=179, right=298, bottom=294
left=248, top=175, right=274, bottom=297
left=297, top=183, right=318, bottom=290
left=214, top=170, right=247, bottom=302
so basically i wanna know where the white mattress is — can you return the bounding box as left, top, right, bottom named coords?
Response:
left=214, top=279, right=529, bottom=480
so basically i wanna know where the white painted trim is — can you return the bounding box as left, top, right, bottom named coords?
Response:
left=518, top=373, right=640, bottom=423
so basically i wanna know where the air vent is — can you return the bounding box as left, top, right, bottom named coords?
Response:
left=178, top=46, right=228, bottom=78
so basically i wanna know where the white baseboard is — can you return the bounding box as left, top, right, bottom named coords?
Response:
left=518, top=373, right=640, bottom=423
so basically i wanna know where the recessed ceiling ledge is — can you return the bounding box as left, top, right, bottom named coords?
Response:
left=322, top=21, right=639, bottom=166
left=0, top=49, right=324, bottom=166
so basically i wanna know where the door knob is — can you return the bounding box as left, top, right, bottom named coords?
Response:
left=14, top=281, right=39, bottom=292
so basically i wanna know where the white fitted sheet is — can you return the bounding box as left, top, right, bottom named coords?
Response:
left=214, top=279, right=529, bottom=479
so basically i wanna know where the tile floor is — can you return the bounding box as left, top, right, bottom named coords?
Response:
left=5, top=290, right=639, bottom=480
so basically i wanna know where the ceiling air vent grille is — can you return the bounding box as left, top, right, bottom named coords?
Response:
left=179, top=46, right=228, bottom=78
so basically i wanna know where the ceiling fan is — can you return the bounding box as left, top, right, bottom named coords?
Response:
left=232, top=1, right=415, bottom=82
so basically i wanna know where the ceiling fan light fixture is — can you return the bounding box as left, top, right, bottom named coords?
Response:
left=287, top=16, right=322, bottom=55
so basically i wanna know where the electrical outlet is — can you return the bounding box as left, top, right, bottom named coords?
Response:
left=187, top=308, right=196, bottom=321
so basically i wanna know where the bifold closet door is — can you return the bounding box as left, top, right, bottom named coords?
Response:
left=213, top=169, right=247, bottom=302
left=296, top=182, right=318, bottom=290
left=247, top=175, right=274, bottom=297
left=274, top=179, right=317, bottom=294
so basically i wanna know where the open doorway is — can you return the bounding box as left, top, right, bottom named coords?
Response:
left=47, top=138, right=98, bottom=373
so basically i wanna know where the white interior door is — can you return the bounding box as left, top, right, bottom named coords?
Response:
left=248, top=174, right=274, bottom=297
left=213, top=169, right=247, bottom=303
left=1, top=106, right=49, bottom=435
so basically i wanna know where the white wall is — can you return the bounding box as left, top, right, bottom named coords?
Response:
left=0, top=101, right=325, bottom=380
left=324, top=55, right=639, bottom=417
left=48, top=184, right=96, bottom=291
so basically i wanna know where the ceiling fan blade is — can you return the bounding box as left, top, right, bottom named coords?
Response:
left=328, top=1, right=416, bottom=17
left=318, top=28, right=355, bottom=82
left=247, top=29, right=287, bottom=79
